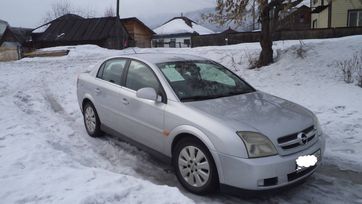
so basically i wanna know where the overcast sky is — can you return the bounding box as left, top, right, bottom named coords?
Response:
left=0, top=0, right=216, bottom=28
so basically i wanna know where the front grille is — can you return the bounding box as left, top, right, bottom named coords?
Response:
left=288, top=165, right=317, bottom=181
left=277, top=126, right=316, bottom=150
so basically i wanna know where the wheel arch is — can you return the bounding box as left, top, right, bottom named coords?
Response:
left=81, top=94, right=96, bottom=112
left=167, top=126, right=225, bottom=184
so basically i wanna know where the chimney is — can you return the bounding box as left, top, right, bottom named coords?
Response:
left=116, top=0, right=120, bottom=18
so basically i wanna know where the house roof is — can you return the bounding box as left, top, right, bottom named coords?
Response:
left=0, top=19, right=8, bottom=37
left=220, top=27, right=238, bottom=35
left=311, top=5, right=328, bottom=13
left=153, top=16, right=214, bottom=36
left=34, top=14, right=130, bottom=43
left=8, top=27, right=32, bottom=43
left=120, top=17, right=155, bottom=34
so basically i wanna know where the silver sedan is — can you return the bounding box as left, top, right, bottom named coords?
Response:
left=76, top=54, right=325, bottom=195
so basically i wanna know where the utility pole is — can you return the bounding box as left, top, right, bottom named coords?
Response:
left=116, top=0, right=120, bottom=18
left=252, top=0, right=256, bottom=30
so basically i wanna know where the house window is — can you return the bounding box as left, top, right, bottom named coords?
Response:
left=313, top=0, right=318, bottom=5
left=184, top=39, right=191, bottom=47
left=169, top=39, right=176, bottom=48
left=155, top=39, right=164, bottom=47
left=312, top=19, right=318, bottom=28
left=348, top=10, right=362, bottom=27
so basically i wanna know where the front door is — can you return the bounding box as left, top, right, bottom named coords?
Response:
left=93, top=58, right=129, bottom=131
left=119, top=60, right=166, bottom=152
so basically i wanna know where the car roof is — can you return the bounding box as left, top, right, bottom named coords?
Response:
left=116, top=53, right=210, bottom=64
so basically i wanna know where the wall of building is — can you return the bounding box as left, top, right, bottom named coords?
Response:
left=331, top=0, right=362, bottom=27
left=152, top=36, right=192, bottom=48
left=133, top=23, right=152, bottom=48
left=312, top=8, right=330, bottom=28
left=312, top=0, right=362, bottom=28
left=0, top=47, right=20, bottom=61
left=123, top=21, right=152, bottom=48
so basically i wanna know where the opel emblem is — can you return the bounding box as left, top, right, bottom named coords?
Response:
left=297, top=133, right=308, bottom=145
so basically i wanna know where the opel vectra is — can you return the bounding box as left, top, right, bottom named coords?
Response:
left=77, top=54, right=325, bottom=195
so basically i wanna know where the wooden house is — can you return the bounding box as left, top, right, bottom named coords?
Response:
left=278, top=5, right=311, bottom=31
left=311, top=0, right=362, bottom=28
left=0, top=20, right=32, bottom=61
left=32, top=14, right=132, bottom=50
left=121, top=17, right=155, bottom=48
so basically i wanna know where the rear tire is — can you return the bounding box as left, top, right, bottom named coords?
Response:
left=83, top=102, right=103, bottom=137
left=173, top=137, right=219, bottom=194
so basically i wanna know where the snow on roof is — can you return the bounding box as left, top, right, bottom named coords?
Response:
left=154, top=17, right=214, bottom=36
left=298, top=0, right=310, bottom=7
left=32, top=24, right=50, bottom=33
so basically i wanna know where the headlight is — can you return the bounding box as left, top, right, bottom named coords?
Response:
left=237, top=131, right=278, bottom=158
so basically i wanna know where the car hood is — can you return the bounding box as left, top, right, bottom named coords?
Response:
left=185, top=91, right=315, bottom=140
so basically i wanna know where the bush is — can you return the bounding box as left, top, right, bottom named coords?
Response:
left=296, top=40, right=307, bottom=59
left=357, top=54, right=362, bottom=88
left=336, top=50, right=362, bottom=86
left=246, top=52, right=259, bottom=69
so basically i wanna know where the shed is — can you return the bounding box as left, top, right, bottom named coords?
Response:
left=121, top=17, right=155, bottom=48
left=0, top=20, right=32, bottom=61
left=32, top=14, right=132, bottom=50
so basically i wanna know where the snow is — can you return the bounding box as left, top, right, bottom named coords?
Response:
left=154, top=18, right=214, bottom=35
left=32, top=24, right=50, bottom=33
left=1, top=35, right=362, bottom=203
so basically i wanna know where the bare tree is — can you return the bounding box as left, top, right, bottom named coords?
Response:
left=42, top=0, right=96, bottom=23
left=43, top=0, right=72, bottom=23
left=104, top=5, right=116, bottom=17
left=205, top=0, right=302, bottom=68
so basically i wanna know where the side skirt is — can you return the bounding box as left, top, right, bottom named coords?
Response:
left=101, top=124, right=172, bottom=164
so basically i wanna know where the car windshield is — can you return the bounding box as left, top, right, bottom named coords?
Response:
left=157, top=60, right=255, bottom=102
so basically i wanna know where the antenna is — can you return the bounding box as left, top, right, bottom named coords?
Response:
left=131, top=47, right=137, bottom=54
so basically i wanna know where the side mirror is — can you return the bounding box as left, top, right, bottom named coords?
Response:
left=136, top=87, right=158, bottom=101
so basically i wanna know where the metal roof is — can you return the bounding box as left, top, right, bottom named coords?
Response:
left=36, top=14, right=130, bottom=43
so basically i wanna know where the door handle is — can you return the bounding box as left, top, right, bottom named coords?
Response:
left=95, top=88, right=101, bottom=94
left=122, top=98, right=129, bottom=105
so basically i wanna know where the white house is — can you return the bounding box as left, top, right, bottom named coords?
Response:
left=152, top=16, right=214, bottom=48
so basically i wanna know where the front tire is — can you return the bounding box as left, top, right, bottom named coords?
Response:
left=173, top=137, right=219, bottom=194
left=83, top=102, right=102, bottom=137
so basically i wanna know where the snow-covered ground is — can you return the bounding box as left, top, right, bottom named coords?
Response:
left=0, top=36, right=362, bottom=204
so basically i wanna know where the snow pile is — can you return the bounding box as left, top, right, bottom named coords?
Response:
left=1, top=36, right=362, bottom=203
left=154, top=18, right=214, bottom=35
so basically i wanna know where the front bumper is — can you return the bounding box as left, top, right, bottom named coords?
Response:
left=217, top=136, right=325, bottom=190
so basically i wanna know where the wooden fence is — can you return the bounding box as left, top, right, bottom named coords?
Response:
left=191, top=27, right=362, bottom=47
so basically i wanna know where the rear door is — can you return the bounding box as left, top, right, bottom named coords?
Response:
left=118, top=59, right=167, bottom=151
left=92, top=58, right=129, bottom=130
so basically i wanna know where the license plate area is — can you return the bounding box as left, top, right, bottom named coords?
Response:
left=295, top=149, right=321, bottom=171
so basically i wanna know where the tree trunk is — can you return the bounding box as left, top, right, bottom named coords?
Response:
left=257, top=2, right=273, bottom=67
